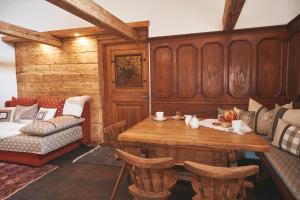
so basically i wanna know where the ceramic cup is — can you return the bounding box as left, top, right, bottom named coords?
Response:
left=155, top=111, right=164, bottom=119
left=232, top=120, right=242, bottom=131
left=184, top=115, right=192, bottom=126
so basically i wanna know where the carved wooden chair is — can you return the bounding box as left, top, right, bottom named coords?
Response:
left=103, top=120, right=127, bottom=200
left=184, top=161, right=259, bottom=200
left=116, top=149, right=178, bottom=200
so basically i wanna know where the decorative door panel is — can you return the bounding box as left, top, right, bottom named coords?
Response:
left=152, top=47, right=173, bottom=97
left=103, top=43, right=149, bottom=129
left=114, top=102, right=148, bottom=129
left=228, top=40, right=252, bottom=98
left=177, top=45, right=198, bottom=97
left=201, top=42, right=224, bottom=98
left=257, top=38, right=283, bottom=98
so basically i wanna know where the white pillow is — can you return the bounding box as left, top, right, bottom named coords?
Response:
left=248, top=98, right=263, bottom=112
left=63, top=96, right=90, bottom=117
left=0, top=107, right=16, bottom=122
left=36, top=108, right=57, bottom=121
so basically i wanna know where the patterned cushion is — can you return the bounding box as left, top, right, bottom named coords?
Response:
left=21, top=115, right=85, bottom=136
left=13, top=104, right=39, bottom=122
left=238, top=110, right=255, bottom=128
left=10, top=97, right=37, bottom=107
left=272, top=119, right=300, bottom=156
left=269, top=106, right=300, bottom=140
left=0, top=107, right=15, bottom=122
left=37, top=97, right=65, bottom=117
left=247, top=99, right=274, bottom=135
left=264, top=140, right=300, bottom=199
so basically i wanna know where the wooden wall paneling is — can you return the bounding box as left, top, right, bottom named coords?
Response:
left=201, top=42, right=224, bottom=98
left=228, top=40, right=252, bottom=98
left=176, top=44, right=198, bottom=97
left=287, top=32, right=300, bottom=98
left=152, top=46, right=174, bottom=98
left=257, top=38, right=283, bottom=98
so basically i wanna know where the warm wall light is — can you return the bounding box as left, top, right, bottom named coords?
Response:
left=40, top=43, right=57, bottom=53
left=74, top=33, right=80, bottom=37
left=78, top=37, right=89, bottom=46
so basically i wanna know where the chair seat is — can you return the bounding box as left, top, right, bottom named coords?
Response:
left=129, top=185, right=171, bottom=200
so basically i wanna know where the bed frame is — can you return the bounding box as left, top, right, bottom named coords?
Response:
left=0, top=101, right=91, bottom=166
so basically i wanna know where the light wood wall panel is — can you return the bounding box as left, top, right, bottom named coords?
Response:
left=15, top=35, right=102, bottom=142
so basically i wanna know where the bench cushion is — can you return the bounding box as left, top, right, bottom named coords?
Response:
left=264, top=143, right=300, bottom=199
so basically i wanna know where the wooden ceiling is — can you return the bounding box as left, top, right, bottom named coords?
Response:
left=0, top=0, right=247, bottom=46
left=0, top=20, right=62, bottom=47
left=223, top=0, right=246, bottom=31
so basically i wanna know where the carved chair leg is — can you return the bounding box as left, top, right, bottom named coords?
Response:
left=110, top=162, right=126, bottom=200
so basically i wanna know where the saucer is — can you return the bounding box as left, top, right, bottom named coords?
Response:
left=152, top=117, right=167, bottom=121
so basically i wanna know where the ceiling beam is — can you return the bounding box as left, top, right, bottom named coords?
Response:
left=222, top=0, right=246, bottom=31
left=47, top=0, right=139, bottom=41
left=0, top=20, right=62, bottom=47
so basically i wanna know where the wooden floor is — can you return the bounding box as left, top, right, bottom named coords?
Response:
left=8, top=146, right=284, bottom=200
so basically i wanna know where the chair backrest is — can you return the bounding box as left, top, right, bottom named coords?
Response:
left=116, top=149, right=177, bottom=198
left=103, top=120, right=126, bottom=147
left=184, top=161, right=259, bottom=200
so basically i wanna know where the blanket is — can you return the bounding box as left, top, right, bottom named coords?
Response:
left=0, top=122, right=26, bottom=139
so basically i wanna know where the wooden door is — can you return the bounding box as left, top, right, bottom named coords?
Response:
left=103, top=43, right=149, bottom=129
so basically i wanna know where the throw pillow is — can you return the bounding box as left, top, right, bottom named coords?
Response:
left=14, top=104, right=38, bottom=122
left=36, top=108, right=57, bottom=121
left=0, top=107, right=16, bottom=122
left=272, top=119, right=300, bottom=156
left=63, top=96, right=90, bottom=117
left=269, top=106, right=300, bottom=140
left=248, top=98, right=263, bottom=112
left=237, top=110, right=255, bottom=128
left=248, top=98, right=274, bottom=135
left=37, top=97, right=65, bottom=116
left=10, top=97, right=37, bottom=107
left=21, top=115, right=85, bottom=136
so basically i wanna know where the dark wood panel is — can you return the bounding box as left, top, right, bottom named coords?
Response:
left=152, top=46, right=173, bottom=97
left=287, top=32, right=300, bottom=98
left=150, top=25, right=289, bottom=117
left=114, top=102, right=148, bottom=129
left=257, top=38, right=282, bottom=98
left=177, top=45, right=198, bottom=97
left=228, top=40, right=252, bottom=98
left=202, top=42, right=224, bottom=98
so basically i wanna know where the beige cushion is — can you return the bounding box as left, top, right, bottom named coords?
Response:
left=270, top=106, right=300, bottom=140
left=248, top=99, right=274, bottom=135
left=21, top=115, right=85, bottom=136
left=248, top=98, right=263, bottom=112
left=14, top=104, right=38, bottom=122
left=272, top=119, right=300, bottom=156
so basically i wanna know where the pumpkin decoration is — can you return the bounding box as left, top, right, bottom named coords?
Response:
left=218, top=110, right=238, bottom=122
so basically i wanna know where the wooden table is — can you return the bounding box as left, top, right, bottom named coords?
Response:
left=118, top=117, right=269, bottom=166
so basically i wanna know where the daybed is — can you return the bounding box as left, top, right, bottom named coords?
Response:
left=0, top=99, right=91, bottom=166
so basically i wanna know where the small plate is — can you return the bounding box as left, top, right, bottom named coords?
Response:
left=152, top=117, right=167, bottom=121
left=171, top=115, right=184, bottom=120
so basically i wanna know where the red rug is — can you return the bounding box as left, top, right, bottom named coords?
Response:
left=0, top=162, right=57, bottom=200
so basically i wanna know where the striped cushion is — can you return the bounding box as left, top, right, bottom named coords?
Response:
left=269, top=106, right=300, bottom=140
left=272, top=119, right=300, bottom=157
